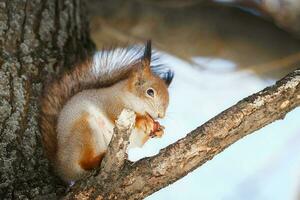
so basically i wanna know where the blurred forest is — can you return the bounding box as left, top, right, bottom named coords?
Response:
left=88, top=0, right=300, bottom=78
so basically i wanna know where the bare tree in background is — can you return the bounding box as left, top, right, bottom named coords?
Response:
left=110, top=0, right=300, bottom=37
left=0, top=0, right=299, bottom=199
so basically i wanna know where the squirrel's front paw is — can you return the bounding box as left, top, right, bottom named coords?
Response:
left=149, top=122, right=164, bottom=138
left=135, top=114, right=155, bottom=135
left=135, top=113, right=165, bottom=138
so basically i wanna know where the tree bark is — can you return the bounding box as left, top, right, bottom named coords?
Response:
left=65, top=69, right=300, bottom=199
left=0, top=0, right=94, bottom=199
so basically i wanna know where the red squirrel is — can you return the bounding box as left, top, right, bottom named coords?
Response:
left=40, top=41, right=174, bottom=182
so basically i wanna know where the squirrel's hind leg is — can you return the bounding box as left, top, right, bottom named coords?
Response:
left=73, top=113, right=106, bottom=171
left=57, top=112, right=106, bottom=181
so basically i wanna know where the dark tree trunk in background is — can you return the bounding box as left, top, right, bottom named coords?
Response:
left=216, top=0, right=300, bottom=37
left=0, top=0, right=94, bottom=199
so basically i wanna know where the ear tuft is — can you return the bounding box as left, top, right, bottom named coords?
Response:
left=143, top=40, right=152, bottom=64
left=150, top=64, right=174, bottom=87
left=163, top=70, right=174, bottom=86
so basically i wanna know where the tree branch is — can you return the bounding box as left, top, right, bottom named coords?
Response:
left=99, top=109, right=136, bottom=180
left=65, top=69, right=300, bottom=200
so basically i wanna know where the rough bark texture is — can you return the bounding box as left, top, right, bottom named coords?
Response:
left=99, top=109, right=135, bottom=181
left=65, top=69, right=300, bottom=200
left=0, top=0, right=94, bottom=199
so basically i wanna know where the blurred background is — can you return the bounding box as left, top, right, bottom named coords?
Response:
left=88, top=0, right=300, bottom=199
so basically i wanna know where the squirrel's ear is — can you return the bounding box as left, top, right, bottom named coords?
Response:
left=130, top=64, right=151, bottom=82
left=140, top=40, right=152, bottom=76
left=142, top=40, right=152, bottom=67
left=128, top=40, right=153, bottom=88
left=128, top=67, right=145, bottom=89
left=161, top=70, right=174, bottom=87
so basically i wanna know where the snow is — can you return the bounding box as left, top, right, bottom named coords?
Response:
left=128, top=52, right=300, bottom=200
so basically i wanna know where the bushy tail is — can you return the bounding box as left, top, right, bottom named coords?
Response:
left=40, top=58, right=96, bottom=162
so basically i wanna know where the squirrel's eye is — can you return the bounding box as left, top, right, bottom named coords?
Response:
left=146, top=88, right=155, bottom=97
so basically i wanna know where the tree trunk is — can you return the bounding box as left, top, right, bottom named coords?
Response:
left=0, top=0, right=94, bottom=199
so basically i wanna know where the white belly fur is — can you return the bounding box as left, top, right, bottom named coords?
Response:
left=56, top=91, right=114, bottom=181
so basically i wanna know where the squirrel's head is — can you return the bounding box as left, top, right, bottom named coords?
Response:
left=126, top=41, right=170, bottom=119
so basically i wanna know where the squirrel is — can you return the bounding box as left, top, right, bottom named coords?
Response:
left=40, top=40, right=174, bottom=182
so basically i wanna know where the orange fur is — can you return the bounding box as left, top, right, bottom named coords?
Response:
left=70, top=113, right=105, bottom=171
left=80, top=152, right=106, bottom=171
left=135, top=114, right=164, bottom=143
left=142, top=135, right=150, bottom=145
left=135, top=114, right=152, bottom=144
left=135, top=114, right=153, bottom=131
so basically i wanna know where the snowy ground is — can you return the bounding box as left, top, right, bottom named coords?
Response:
left=128, top=52, right=300, bottom=200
